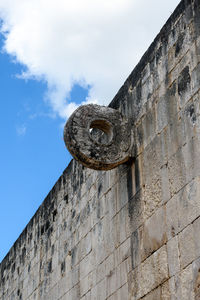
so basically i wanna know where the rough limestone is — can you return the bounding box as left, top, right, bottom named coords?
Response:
left=1, top=0, right=200, bottom=299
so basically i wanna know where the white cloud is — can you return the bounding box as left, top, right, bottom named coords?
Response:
left=0, top=0, right=180, bottom=119
left=16, top=124, right=26, bottom=136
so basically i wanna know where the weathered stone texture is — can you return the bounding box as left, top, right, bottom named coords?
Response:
left=1, top=0, right=200, bottom=299
left=64, top=104, right=132, bottom=171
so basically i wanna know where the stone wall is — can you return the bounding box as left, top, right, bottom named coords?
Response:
left=1, top=0, right=200, bottom=299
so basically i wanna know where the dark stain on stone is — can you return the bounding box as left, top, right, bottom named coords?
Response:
left=43, top=210, right=49, bottom=222
left=75, top=214, right=80, bottom=226
left=127, top=160, right=142, bottom=237
left=63, top=174, right=66, bottom=185
left=136, top=82, right=142, bottom=105
left=53, top=209, right=57, bottom=221
left=72, top=209, right=76, bottom=219
left=80, top=205, right=88, bottom=224
left=127, top=164, right=133, bottom=202
left=178, top=66, right=191, bottom=95
left=89, top=148, right=98, bottom=160
left=20, top=247, right=26, bottom=265
left=98, top=182, right=103, bottom=198
left=71, top=247, right=77, bottom=265
left=48, top=259, right=52, bottom=273
left=97, top=199, right=101, bottom=219
left=127, top=159, right=140, bottom=203
left=87, top=202, right=90, bottom=215
left=51, top=245, right=54, bottom=256
left=147, top=92, right=152, bottom=100
left=41, top=226, right=44, bottom=236
left=155, top=46, right=162, bottom=64
left=80, top=171, right=84, bottom=185
left=194, top=268, right=200, bottom=299
left=185, top=103, right=197, bottom=124
left=1, top=277, right=5, bottom=285
left=136, top=124, right=143, bottom=147
left=47, top=225, right=53, bottom=237
left=128, top=190, right=142, bottom=225
left=61, top=260, right=65, bottom=274
left=6, top=260, right=11, bottom=271
left=194, top=0, right=200, bottom=37
left=64, top=194, right=68, bottom=204
left=64, top=242, right=68, bottom=254
left=131, top=230, right=140, bottom=269
left=135, top=159, right=140, bottom=193
left=11, top=263, right=15, bottom=273
left=169, top=81, right=177, bottom=96
left=45, top=240, right=49, bottom=252
left=45, top=220, right=50, bottom=232
left=40, top=261, right=43, bottom=270
left=175, top=33, right=184, bottom=56
left=28, top=263, right=31, bottom=273
left=28, top=232, right=32, bottom=244
left=34, top=244, right=37, bottom=256
left=63, top=221, right=67, bottom=230
left=50, top=201, right=54, bottom=211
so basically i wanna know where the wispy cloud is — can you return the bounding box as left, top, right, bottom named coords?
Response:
left=16, top=124, right=26, bottom=136
left=0, top=0, right=180, bottom=119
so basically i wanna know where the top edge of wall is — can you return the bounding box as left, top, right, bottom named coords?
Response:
left=109, top=0, right=190, bottom=110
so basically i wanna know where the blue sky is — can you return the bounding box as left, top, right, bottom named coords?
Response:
left=0, top=0, right=180, bottom=262
left=0, top=34, right=89, bottom=262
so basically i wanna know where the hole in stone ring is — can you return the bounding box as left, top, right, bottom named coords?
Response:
left=89, top=119, right=113, bottom=145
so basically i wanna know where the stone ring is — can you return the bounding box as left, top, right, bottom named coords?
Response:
left=64, top=104, right=132, bottom=170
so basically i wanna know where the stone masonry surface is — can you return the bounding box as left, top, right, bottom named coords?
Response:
left=1, top=0, right=200, bottom=299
